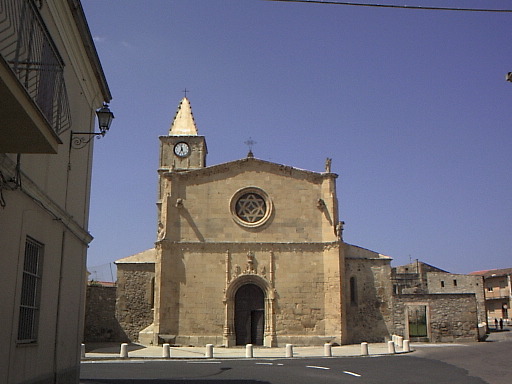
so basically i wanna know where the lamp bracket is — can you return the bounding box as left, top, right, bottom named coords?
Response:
left=70, top=131, right=105, bottom=149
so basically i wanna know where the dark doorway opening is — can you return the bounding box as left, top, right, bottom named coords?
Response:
left=235, top=284, right=264, bottom=345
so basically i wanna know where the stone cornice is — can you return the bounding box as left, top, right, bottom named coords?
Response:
left=155, top=240, right=341, bottom=253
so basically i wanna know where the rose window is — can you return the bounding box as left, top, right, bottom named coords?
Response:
left=236, top=193, right=266, bottom=223
left=231, top=188, right=272, bottom=228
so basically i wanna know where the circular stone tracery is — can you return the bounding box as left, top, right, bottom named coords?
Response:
left=230, top=187, right=272, bottom=228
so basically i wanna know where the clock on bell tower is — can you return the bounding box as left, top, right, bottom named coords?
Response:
left=159, top=97, right=207, bottom=172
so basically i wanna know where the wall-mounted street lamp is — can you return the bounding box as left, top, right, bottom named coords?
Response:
left=70, top=103, right=115, bottom=149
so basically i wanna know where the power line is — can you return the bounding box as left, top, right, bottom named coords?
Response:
left=265, top=0, right=512, bottom=13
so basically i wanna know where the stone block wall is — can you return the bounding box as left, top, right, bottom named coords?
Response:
left=156, top=244, right=343, bottom=347
left=427, top=272, right=486, bottom=324
left=116, top=263, right=155, bottom=342
left=84, top=285, right=128, bottom=342
left=344, top=249, right=394, bottom=343
left=393, top=293, right=479, bottom=342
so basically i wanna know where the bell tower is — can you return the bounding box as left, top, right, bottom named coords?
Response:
left=159, top=97, right=207, bottom=172
left=156, top=97, right=208, bottom=243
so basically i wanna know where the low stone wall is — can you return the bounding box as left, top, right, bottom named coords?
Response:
left=393, top=293, right=479, bottom=342
left=116, top=264, right=155, bottom=342
left=84, top=285, right=128, bottom=342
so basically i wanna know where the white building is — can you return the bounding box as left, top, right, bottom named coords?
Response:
left=0, top=1, right=111, bottom=383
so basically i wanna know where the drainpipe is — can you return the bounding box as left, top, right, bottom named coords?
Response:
left=53, top=230, right=66, bottom=382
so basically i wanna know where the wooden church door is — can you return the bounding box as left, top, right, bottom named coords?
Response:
left=235, top=284, right=265, bottom=345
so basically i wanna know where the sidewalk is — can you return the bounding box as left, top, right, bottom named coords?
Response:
left=82, top=341, right=408, bottom=360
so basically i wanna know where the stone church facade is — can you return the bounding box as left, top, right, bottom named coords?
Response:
left=115, top=97, right=482, bottom=346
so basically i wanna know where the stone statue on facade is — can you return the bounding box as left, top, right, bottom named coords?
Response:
left=325, top=157, right=332, bottom=173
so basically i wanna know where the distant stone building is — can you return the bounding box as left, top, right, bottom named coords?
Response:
left=392, top=261, right=486, bottom=342
left=470, top=268, right=512, bottom=325
left=115, top=98, right=484, bottom=346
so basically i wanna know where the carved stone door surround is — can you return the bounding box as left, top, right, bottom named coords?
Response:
left=223, top=251, right=277, bottom=347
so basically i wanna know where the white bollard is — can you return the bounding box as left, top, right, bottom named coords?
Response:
left=285, top=344, right=294, bottom=358
left=324, top=343, right=332, bottom=357
left=162, top=343, right=170, bottom=358
left=387, top=340, right=396, bottom=354
left=120, top=343, right=129, bottom=358
left=396, top=336, right=403, bottom=348
left=246, top=344, right=254, bottom=358
left=205, top=344, right=214, bottom=358
left=403, top=340, right=410, bottom=352
left=81, top=343, right=85, bottom=359
left=361, top=342, right=369, bottom=356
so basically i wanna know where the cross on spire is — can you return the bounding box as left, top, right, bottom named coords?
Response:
left=182, top=88, right=190, bottom=98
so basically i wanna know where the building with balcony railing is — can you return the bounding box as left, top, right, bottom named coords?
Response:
left=470, top=268, right=512, bottom=324
left=0, top=1, right=111, bottom=383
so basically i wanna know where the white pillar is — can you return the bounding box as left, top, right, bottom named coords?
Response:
left=396, top=336, right=403, bottom=348
left=285, top=344, right=294, bottom=358
left=246, top=344, right=254, bottom=358
left=205, top=344, right=214, bottom=358
left=81, top=343, right=85, bottom=359
left=387, top=340, right=396, bottom=354
left=120, top=343, right=129, bottom=358
left=324, top=343, right=332, bottom=357
left=361, top=342, right=369, bottom=356
left=403, top=340, right=410, bottom=352
left=162, top=343, right=170, bottom=358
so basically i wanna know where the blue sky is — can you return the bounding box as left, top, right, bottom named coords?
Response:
left=82, top=0, right=512, bottom=279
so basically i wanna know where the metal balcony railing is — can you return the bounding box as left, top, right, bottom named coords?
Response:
left=0, top=0, right=71, bottom=135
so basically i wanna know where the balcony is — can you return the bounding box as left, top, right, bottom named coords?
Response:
left=0, top=0, right=71, bottom=153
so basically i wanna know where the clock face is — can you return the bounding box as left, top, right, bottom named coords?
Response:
left=174, top=142, right=190, bottom=157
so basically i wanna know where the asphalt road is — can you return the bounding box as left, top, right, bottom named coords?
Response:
left=80, top=330, right=511, bottom=384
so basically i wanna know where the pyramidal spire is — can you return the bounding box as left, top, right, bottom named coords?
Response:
left=169, top=97, right=198, bottom=136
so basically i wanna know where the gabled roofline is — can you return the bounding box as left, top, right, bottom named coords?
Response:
left=161, top=156, right=338, bottom=183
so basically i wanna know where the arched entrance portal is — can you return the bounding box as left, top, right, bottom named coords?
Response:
left=235, top=284, right=265, bottom=345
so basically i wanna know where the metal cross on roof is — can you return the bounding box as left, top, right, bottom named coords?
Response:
left=244, top=137, right=256, bottom=151
left=244, top=137, right=257, bottom=158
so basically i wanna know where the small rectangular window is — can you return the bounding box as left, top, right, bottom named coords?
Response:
left=453, top=279, right=458, bottom=287
left=350, top=277, right=357, bottom=305
left=17, top=237, right=44, bottom=343
left=441, top=281, right=445, bottom=288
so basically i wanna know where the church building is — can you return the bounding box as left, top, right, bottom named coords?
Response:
left=115, top=97, right=482, bottom=347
